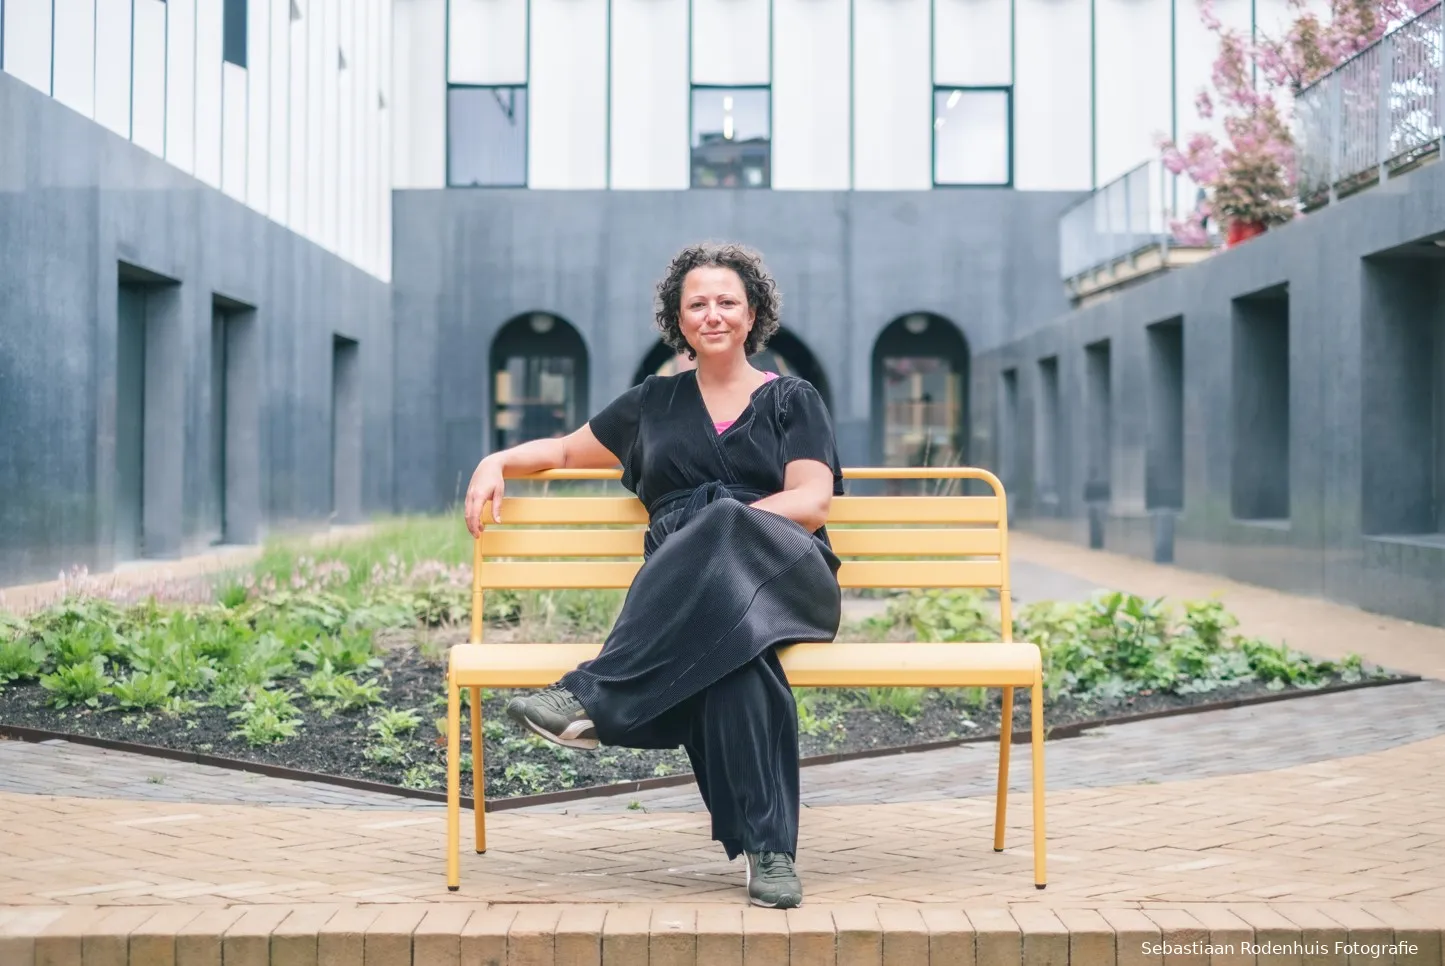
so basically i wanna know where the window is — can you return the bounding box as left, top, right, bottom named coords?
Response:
left=224, top=0, right=248, bottom=68
left=691, top=87, right=770, bottom=189
left=933, top=87, right=1011, bottom=186
left=448, top=86, right=528, bottom=187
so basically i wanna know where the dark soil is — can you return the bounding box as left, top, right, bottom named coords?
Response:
left=0, top=643, right=1406, bottom=802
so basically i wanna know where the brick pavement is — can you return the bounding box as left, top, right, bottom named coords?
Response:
left=1, top=732, right=1441, bottom=908
left=5, top=679, right=1442, bottom=817
left=0, top=732, right=1443, bottom=962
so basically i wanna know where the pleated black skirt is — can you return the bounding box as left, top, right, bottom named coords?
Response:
left=561, top=483, right=842, bottom=858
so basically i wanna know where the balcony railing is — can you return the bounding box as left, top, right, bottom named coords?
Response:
left=1296, top=2, right=1445, bottom=209
left=1057, top=160, right=1216, bottom=299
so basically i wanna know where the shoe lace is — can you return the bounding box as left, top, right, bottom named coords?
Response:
left=535, top=685, right=578, bottom=715
left=755, top=851, right=793, bottom=878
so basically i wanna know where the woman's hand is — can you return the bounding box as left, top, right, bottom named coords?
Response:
left=464, top=456, right=506, bottom=537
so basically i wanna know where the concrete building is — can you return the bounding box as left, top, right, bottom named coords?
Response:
left=1, top=0, right=395, bottom=585
left=4, top=0, right=1443, bottom=630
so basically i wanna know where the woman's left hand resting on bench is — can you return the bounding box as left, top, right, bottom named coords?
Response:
left=462, top=426, right=617, bottom=537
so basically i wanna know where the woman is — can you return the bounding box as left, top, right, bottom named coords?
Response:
left=463, top=243, right=844, bottom=909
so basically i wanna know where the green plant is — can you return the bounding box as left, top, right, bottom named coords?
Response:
left=0, top=637, right=46, bottom=683
left=227, top=689, right=303, bottom=745
left=859, top=687, right=927, bottom=722
left=39, top=657, right=113, bottom=709
left=867, top=589, right=999, bottom=643
left=401, top=763, right=442, bottom=789
left=108, top=671, right=178, bottom=710
left=504, top=761, right=549, bottom=794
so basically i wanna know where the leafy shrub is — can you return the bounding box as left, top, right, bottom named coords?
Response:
left=40, top=657, right=113, bottom=709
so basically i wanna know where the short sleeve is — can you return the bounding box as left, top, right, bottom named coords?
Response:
left=586, top=379, right=647, bottom=489
left=779, top=379, right=846, bottom=496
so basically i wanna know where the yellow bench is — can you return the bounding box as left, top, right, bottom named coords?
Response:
left=444, top=466, right=1047, bottom=892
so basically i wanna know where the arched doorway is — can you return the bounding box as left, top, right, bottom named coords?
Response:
left=631, top=328, right=834, bottom=411
left=871, top=313, right=970, bottom=489
left=489, top=312, right=589, bottom=452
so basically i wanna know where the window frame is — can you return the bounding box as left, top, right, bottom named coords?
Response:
left=223, top=0, right=248, bottom=69
left=931, top=84, right=1014, bottom=189
left=445, top=83, right=530, bottom=189
left=688, top=83, right=773, bottom=190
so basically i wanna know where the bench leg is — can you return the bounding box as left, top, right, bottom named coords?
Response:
left=470, top=686, right=486, bottom=853
left=446, top=675, right=461, bottom=892
left=1031, top=679, right=1047, bottom=889
left=993, top=686, right=1013, bottom=852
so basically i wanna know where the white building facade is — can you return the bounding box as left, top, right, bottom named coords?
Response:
left=391, top=0, right=1291, bottom=194
left=1, top=0, right=395, bottom=279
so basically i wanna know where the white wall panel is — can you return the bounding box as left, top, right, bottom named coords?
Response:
left=221, top=62, right=248, bottom=197
left=528, top=0, right=607, bottom=188
left=247, top=0, right=271, bottom=211
left=132, top=0, right=167, bottom=156
left=289, top=0, right=310, bottom=233
left=166, top=0, right=198, bottom=172
left=691, top=0, right=770, bottom=85
left=934, top=0, right=1012, bottom=86
left=448, top=0, right=527, bottom=85
left=610, top=0, right=689, bottom=189
left=1013, top=0, right=1090, bottom=189
left=321, top=0, right=339, bottom=251
left=268, top=0, right=290, bottom=221
left=1094, top=0, right=1171, bottom=185
left=337, top=0, right=354, bottom=262
left=380, top=0, right=394, bottom=279
left=2, top=0, right=52, bottom=94
left=361, top=0, right=377, bottom=272
left=196, top=0, right=224, bottom=186
left=853, top=0, right=931, bottom=190
left=392, top=0, right=446, bottom=188
left=53, top=0, right=96, bottom=117
left=306, top=0, right=325, bottom=237
left=94, top=0, right=132, bottom=136
left=771, top=0, right=849, bottom=189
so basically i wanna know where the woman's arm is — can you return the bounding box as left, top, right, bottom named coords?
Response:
left=748, top=459, right=835, bottom=532
left=463, top=424, right=620, bottom=535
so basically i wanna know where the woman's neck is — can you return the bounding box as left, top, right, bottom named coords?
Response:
left=695, top=354, right=762, bottom=390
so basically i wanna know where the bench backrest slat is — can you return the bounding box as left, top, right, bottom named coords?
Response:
left=471, top=467, right=1013, bottom=643
left=495, top=495, right=1002, bottom=526
left=479, top=527, right=1003, bottom=558
left=478, top=559, right=1005, bottom=590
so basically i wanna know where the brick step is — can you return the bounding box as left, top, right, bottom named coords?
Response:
left=2, top=901, right=1441, bottom=965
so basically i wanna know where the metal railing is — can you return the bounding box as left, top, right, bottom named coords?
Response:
left=1296, top=2, right=1444, bottom=208
left=1058, top=159, right=1182, bottom=282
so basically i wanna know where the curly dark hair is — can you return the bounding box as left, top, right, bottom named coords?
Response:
left=654, top=243, right=781, bottom=359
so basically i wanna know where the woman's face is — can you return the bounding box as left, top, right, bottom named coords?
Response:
left=679, top=266, right=754, bottom=361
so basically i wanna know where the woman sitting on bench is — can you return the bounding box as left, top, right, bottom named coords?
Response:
left=462, top=243, right=844, bottom=909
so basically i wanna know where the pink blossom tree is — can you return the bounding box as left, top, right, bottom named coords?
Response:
left=1161, top=0, right=1438, bottom=244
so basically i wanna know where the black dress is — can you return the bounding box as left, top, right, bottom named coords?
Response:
left=558, top=370, right=845, bottom=859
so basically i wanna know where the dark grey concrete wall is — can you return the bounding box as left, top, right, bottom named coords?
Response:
left=974, top=157, right=1445, bottom=629
left=0, top=72, right=394, bottom=586
left=390, top=187, right=1081, bottom=511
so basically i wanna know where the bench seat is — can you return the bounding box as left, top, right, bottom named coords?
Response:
left=450, top=640, right=1043, bottom=689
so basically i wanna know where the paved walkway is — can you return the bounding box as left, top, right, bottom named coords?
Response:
left=0, top=731, right=1441, bottom=909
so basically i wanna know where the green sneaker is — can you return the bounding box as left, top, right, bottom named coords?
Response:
left=505, top=685, right=598, bottom=750
left=745, top=851, right=803, bottom=908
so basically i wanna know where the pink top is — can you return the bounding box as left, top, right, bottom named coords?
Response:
left=714, top=371, right=779, bottom=433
